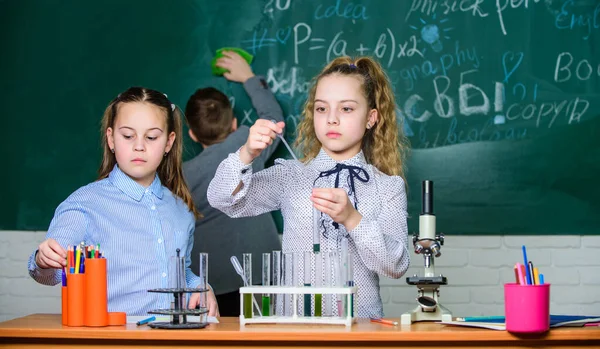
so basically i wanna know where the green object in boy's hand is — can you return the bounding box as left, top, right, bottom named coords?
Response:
left=211, top=47, right=254, bottom=75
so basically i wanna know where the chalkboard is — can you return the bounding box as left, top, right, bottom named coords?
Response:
left=2, top=0, right=599, bottom=234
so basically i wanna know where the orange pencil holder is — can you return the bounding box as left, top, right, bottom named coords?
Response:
left=62, top=258, right=125, bottom=327
left=66, top=273, right=86, bottom=326
left=61, top=286, right=68, bottom=325
left=84, top=258, right=109, bottom=326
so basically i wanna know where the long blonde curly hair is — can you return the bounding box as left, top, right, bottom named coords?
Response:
left=98, top=87, right=200, bottom=218
left=295, top=56, right=409, bottom=178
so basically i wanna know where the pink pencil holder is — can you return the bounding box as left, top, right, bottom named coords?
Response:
left=504, top=283, right=550, bottom=333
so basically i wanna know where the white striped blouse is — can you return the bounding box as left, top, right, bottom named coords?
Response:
left=28, top=165, right=200, bottom=315
left=208, top=148, right=410, bottom=318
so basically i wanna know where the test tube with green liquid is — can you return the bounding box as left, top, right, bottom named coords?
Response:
left=262, top=253, right=271, bottom=316
left=243, top=253, right=253, bottom=319
left=303, top=251, right=312, bottom=316
left=313, top=207, right=321, bottom=254
left=314, top=251, right=322, bottom=317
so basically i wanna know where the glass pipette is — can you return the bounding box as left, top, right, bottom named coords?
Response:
left=270, top=119, right=298, bottom=161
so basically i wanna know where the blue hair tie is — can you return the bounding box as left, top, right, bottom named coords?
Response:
left=349, top=63, right=357, bottom=69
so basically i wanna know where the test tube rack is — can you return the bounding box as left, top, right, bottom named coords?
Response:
left=147, top=287, right=209, bottom=329
left=239, top=285, right=357, bottom=326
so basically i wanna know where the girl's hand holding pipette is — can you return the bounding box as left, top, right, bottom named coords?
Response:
left=188, top=287, right=220, bottom=317
left=240, top=119, right=285, bottom=164
left=35, top=238, right=67, bottom=269
left=311, top=188, right=362, bottom=231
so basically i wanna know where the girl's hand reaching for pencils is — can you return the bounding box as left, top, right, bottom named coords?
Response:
left=311, top=188, right=363, bottom=231
left=240, top=119, right=284, bottom=164
left=35, top=238, right=67, bottom=269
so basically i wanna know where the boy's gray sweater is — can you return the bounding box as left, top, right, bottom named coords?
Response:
left=184, top=76, right=283, bottom=294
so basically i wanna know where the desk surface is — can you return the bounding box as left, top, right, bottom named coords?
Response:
left=0, top=314, right=599, bottom=349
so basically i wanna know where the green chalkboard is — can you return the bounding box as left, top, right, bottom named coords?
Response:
left=2, top=0, right=599, bottom=233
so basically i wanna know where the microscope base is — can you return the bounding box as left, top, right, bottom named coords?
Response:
left=400, top=303, right=452, bottom=325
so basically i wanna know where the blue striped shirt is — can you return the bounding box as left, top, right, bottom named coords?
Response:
left=28, top=165, right=200, bottom=315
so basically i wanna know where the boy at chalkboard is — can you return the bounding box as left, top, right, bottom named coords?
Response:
left=183, top=50, right=284, bottom=316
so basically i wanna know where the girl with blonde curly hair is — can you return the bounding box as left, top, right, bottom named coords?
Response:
left=208, top=56, right=410, bottom=318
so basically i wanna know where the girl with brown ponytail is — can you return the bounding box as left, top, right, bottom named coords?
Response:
left=30, top=87, right=219, bottom=317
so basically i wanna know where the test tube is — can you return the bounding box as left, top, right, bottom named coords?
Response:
left=334, top=250, right=344, bottom=316
left=303, top=251, right=312, bottom=316
left=283, top=252, right=294, bottom=316
left=313, top=179, right=325, bottom=254
left=262, top=253, right=271, bottom=316
left=323, top=251, right=336, bottom=317
left=293, top=252, right=302, bottom=316
left=198, top=252, right=208, bottom=322
left=179, top=250, right=188, bottom=324
left=313, top=207, right=321, bottom=253
left=272, top=250, right=282, bottom=316
left=168, top=256, right=178, bottom=324
left=243, top=253, right=253, bottom=319
left=169, top=249, right=186, bottom=324
left=341, top=237, right=349, bottom=316
left=347, top=250, right=355, bottom=317
left=314, top=251, right=322, bottom=317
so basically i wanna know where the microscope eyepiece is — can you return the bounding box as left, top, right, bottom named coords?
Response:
left=422, top=180, right=434, bottom=215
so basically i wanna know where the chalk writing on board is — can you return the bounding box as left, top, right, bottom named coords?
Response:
left=405, top=0, right=489, bottom=23
left=415, top=116, right=528, bottom=149
left=238, top=0, right=595, bottom=151
left=264, top=0, right=292, bottom=19
left=554, top=0, right=600, bottom=40
left=397, top=41, right=479, bottom=91
left=313, top=0, right=369, bottom=21
left=266, top=60, right=310, bottom=97
left=554, top=52, right=600, bottom=82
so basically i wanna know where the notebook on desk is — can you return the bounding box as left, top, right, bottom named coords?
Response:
left=440, top=315, right=600, bottom=331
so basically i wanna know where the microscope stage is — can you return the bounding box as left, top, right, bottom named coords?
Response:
left=406, top=276, right=447, bottom=285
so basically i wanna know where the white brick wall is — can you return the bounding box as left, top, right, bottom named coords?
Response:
left=0, top=231, right=61, bottom=322
left=384, top=235, right=600, bottom=318
left=1, top=231, right=599, bottom=322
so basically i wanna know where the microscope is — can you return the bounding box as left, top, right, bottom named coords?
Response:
left=400, top=180, right=452, bottom=325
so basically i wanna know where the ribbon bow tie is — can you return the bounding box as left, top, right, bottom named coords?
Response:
left=314, top=163, right=370, bottom=230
